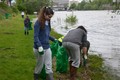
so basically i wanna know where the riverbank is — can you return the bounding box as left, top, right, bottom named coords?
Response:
left=0, top=14, right=116, bottom=80
left=51, top=10, right=120, bottom=79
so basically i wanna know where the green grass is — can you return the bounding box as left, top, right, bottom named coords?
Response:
left=0, top=15, right=35, bottom=80
left=0, top=14, right=114, bottom=80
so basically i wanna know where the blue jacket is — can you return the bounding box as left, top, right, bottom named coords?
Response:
left=34, top=20, right=55, bottom=49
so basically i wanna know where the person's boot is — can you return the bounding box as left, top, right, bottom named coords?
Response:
left=27, top=31, right=29, bottom=35
left=24, top=31, right=26, bottom=35
left=46, top=73, right=54, bottom=80
left=69, top=61, right=73, bottom=73
left=34, top=73, right=39, bottom=80
left=69, top=61, right=78, bottom=78
left=70, top=66, right=77, bottom=80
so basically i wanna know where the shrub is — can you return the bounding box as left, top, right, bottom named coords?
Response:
left=11, top=6, right=19, bottom=14
left=0, top=2, right=12, bottom=13
left=65, top=13, right=78, bottom=26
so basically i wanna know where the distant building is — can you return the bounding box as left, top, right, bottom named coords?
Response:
left=52, top=0, right=69, bottom=10
left=113, top=0, right=120, bottom=2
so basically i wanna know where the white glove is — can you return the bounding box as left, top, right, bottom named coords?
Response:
left=84, top=54, right=88, bottom=59
left=38, top=46, right=43, bottom=52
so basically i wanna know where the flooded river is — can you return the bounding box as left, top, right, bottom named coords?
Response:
left=51, top=10, right=120, bottom=77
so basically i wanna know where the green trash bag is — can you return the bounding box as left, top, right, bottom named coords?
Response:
left=29, top=21, right=32, bottom=30
left=56, top=46, right=68, bottom=73
left=5, top=13, right=9, bottom=19
left=50, top=41, right=59, bottom=58
left=39, top=65, right=46, bottom=80
left=50, top=41, right=68, bottom=73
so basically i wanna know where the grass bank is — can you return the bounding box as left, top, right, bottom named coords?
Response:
left=0, top=15, right=113, bottom=80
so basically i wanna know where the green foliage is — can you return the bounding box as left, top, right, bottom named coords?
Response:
left=0, top=2, right=19, bottom=20
left=72, top=0, right=113, bottom=10
left=1, top=0, right=5, bottom=2
left=0, top=2, right=8, bottom=9
left=91, top=4, right=99, bottom=10
left=17, top=4, right=26, bottom=11
left=84, top=3, right=92, bottom=10
left=0, top=3, right=12, bottom=13
left=69, top=3, right=77, bottom=10
left=24, top=1, right=38, bottom=14
left=0, top=14, right=4, bottom=20
left=89, top=55, right=103, bottom=69
left=65, top=13, right=78, bottom=26
left=37, top=0, right=50, bottom=9
left=16, top=0, right=51, bottom=14
left=11, top=6, right=19, bottom=14
left=76, top=1, right=86, bottom=10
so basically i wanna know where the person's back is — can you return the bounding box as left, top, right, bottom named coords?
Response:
left=21, top=12, right=24, bottom=15
left=21, top=11, right=24, bottom=18
left=63, top=28, right=87, bottom=45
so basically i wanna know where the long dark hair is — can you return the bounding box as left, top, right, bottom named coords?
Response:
left=38, top=6, right=54, bottom=29
left=77, top=26, right=87, bottom=33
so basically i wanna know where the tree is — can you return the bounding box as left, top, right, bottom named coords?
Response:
left=37, top=0, right=50, bottom=9
left=69, top=3, right=77, bottom=10
left=84, top=3, right=92, bottom=10
left=77, top=1, right=86, bottom=10
left=15, top=0, right=51, bottom=14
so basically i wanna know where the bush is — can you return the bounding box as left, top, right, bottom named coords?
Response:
left=11, top=6, right=19, bottom=14
left=84, top=3, right=92, bottom=10
left=17, top=4, right=26, bottom=11
left=0, top=2, right=8, bottom=9
left=24, top=1, right=38, bottom=14
left=0, top=3, right=12, bottom=13
left=0, top=14, right=3, bottom=20
left=65, top=13, right=78, bottom=26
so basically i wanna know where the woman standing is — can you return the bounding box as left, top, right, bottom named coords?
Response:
left=33, top=7, right=55, bottom=80
left=24, top=15, right=30, bottom=35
